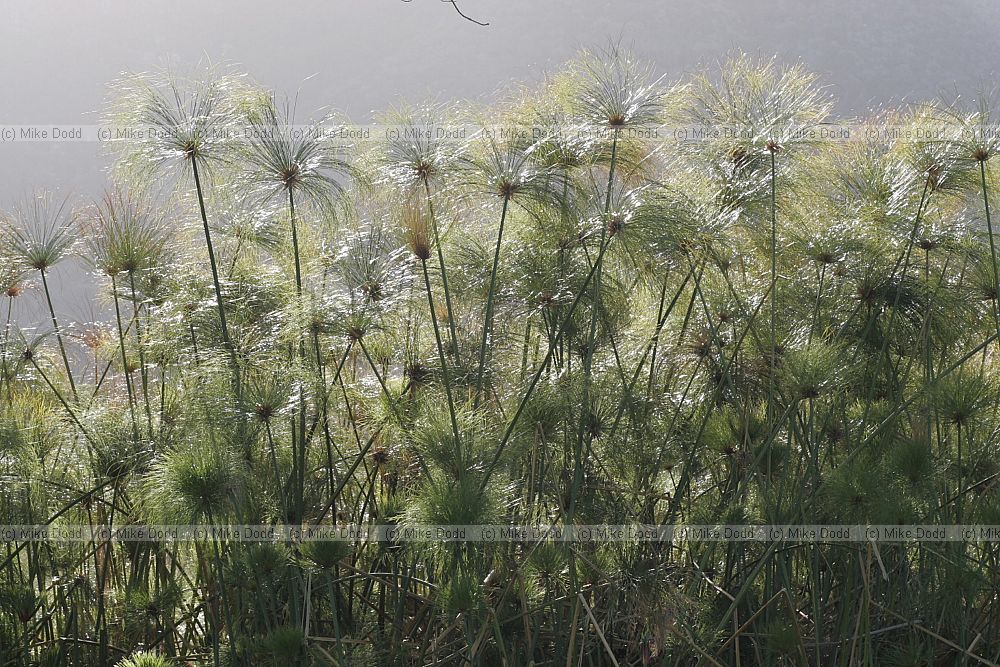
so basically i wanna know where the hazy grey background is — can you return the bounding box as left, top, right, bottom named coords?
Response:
left=2, top=0, right=999, bottom=330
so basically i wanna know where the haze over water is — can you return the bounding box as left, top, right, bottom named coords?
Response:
left=3, top=0, right=999, bottom=325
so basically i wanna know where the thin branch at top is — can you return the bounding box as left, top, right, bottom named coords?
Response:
left=443, top=0, right=489, bottom=26
left=399, top=0, right=489, bottom=26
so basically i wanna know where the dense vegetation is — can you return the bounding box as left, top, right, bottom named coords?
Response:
left=2, top=48, right=1000, bottom=665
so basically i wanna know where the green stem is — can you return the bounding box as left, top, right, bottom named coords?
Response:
left=474, top=194, right=510, bottom=407
left=288, top=187, right=308, bottom=522
left=481, top=218, right=613, bottom=491
left=28, top=356, right=97, bottom=449
left=128, top=272, right=154, bottom=438
left=979, top=160, right=999, bottom=342
left=424, top=178, right=460, bottom=359
left=289, top=188, right=303, bottom=296
left=421, top=258, right=461, bottom=449
left=190, top=156, right=240, bottom=399
left=569, top=127, right=619, bottom=524
left=110, top=275, right=140, bottom=443
left=768, top=148, right=777, bottom=422
left=1, top=296, right=12, bottom=401
left=39, top=267, right=76, bottom=399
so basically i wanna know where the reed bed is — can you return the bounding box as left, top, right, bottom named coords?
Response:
left=2, top=48, right=1000, bottom=665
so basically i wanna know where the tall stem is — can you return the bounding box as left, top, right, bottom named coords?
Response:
left=288, top=188, right=307, bottom=521
left=424, top=179, right=459, bottom=358
left=111, top=275, right=140, bottom=443
left=570, top=128, right=620, bottom=528
left=474, top=194, right=510, bottom=407
left=128, top=272, right=154, bottom=437
left=289, top=188, right=303, bottom=296
left=979, top=159, right=999, bottom=342
left=421, top=258, right=461, bottom=448
left=28, top=356, right=97, bottom=448
left=480, top=195, right=618, bottom=489
left=190, top=157, right=240, bottom=399
left=768, top=148, right=777, bottom=422
left=39, top=267, right=76, bottom=399
left=1, top=296, right=12, bottom=401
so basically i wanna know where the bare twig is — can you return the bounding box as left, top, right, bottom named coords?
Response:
left=400, top=0, right=489, bottom=25
left=443, top=0, right=488, bottom=25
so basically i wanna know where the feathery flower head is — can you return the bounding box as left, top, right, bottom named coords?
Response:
left=145, top=441, right=245, bottom=523
left=458, top=131, right=564, bottom=206
left=116, top=651, right=175, bottom=667
left=4, top=192, right=76, bottom=271
left=110, top=67, right=241, bottom=184
left=0, top=253, right=30, bottom=297
left=79, top=187, right=170, bottom=276
left=375, top=102, right=459, bottom=187
left=403, top=198, right=432, bottom=260
left=238, top=92, right=352, bottom=212
left=571, top=43, right=665, bottom=130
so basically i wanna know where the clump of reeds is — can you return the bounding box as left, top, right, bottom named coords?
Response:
left=2, top=49, right=1000, bottom=667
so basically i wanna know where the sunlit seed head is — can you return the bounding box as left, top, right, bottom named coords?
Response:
left=572, top=43, right=664, bottom=130
left=687, top=330, right=714, bottom=358
left=538, top=290, right=558, bottom=309
left=6, top=192, right=76, bottom=271
left=80, top=188, right=169, bottom=278
left=926, top=163, right=942, bottom=190
left=585, top=410, right=605, bottom=438
left=81, top=324, right=111, bottom=351
left=403, top=201, right=432, bottom=260
left=238, top=93, right=350, bottom=210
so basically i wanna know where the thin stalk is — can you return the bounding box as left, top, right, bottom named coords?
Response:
left=424, top=178, right=459, bottom=358
left=979, top=159, right=1000, bottom=342
left=1, top=296, right=12, bottom=400
left=289, top=188, right=304, bottom=295
left=287, top=188, right=308, bottom=522
left=110, top=275, right=140, bottom=443
left=189, top=156, right=239, bottom=399
left=568, top=127, right=620, bottom=524
left=474, top=194, right=511, bottom=407
left=481, top=216, right=613, bottom=490
left=39, top=267, right=76, bottom=399
left=264, top=422, right=287, bottom=520
left=204, top=509, right=236, bottom=667
left=421, top=258, right=461, bottom=447
left=808, top=263, right=827, bottom=346
left=28, top=355, right=97, bottom=449
left=768, top=148, right=777, bottom=422
left=128, top=271, right=154, bottom=437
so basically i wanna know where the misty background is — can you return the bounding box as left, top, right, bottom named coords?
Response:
left=2, top=0, right=999, bottom=336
